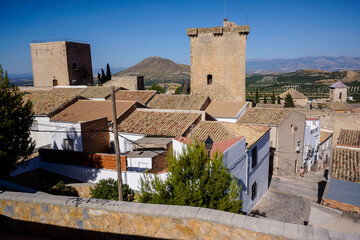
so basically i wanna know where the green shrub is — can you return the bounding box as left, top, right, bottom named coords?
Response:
left=90, top=178, right=135, bottom=201
left=49, top=181, right=79, bottom=197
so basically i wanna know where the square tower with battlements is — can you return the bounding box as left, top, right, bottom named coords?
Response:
left=187, top=19, right=249, bottom=101
left=31, top=40, right=93, bottom=87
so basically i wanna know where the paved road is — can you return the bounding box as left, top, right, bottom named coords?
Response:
left=250, top=170, right=328, bottom=225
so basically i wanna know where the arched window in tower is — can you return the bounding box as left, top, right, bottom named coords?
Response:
left=53, top=79, right=58, bottom=86
left=339, top=92, right=342, bottom=100
left=207, top=74, right=212, bottom=85
left=72, top=62, right=78, bottom=70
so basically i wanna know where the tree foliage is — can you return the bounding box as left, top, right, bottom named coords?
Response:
left=284, top=93, right=295, bottom=108
left=106, top=63, right=111, bottom=81
left=255, top=89, right=259, bottom=104
left=97, top=73, right=102, bottom=85
left=49, top=181, right=79, bottom=196
left=0, top=65, right=35, bottom=176
left=175, top=86, right=181, bottom=94
left=90, top=178, right=135, bottom=202
left=277, top=95, right=281, bottom=104
left=101, top=68, right=107, bottom=84
left=148, top=84, right=165, bottom=93
left=271, top=91, right=276, bottom=104
left=263, top=94, right=267, bottom=104
left=138, top=141, right=242, bottom=213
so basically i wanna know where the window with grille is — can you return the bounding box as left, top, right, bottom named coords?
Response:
left=251, top=182, right=257, bottom=200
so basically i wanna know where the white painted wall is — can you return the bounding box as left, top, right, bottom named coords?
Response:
left=127, top=157, right=152, bottom=171
left=303, top=119, right=320, bottom=170
left=40, top=161, right=167, bottom=191
left=245, top=131, right=270, bottom=213
left=213, top=102, right=249, bottom=123
left=30, top=116, right=55, bottom=148
left=50, top=122, right=83, bottom=151
left=109, top=132, right=144, bottom=154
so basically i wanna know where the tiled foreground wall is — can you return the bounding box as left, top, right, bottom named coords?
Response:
left=0, top=192, right=356, bottom=240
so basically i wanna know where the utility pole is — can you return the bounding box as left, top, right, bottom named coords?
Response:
left=111, top=86, right=123, bottom=201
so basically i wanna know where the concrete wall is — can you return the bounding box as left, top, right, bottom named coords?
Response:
left=317, top=134, right=333, bottom=171
left=188, top=21, right=249, bottom=101
left=127, top=156, right=152, bottom=171
left=0, top=191, right=355, bottom=240
left=31, top=41, right=93, bottom=87
left=275, top=111, right=305, bottom=176
left=105, top=75, right=144, bottom=90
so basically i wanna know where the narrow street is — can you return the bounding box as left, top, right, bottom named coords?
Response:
left=250, top=170, right=328, bottom=225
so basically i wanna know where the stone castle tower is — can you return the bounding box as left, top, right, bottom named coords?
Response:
left=329, top=81, right=347, bottom=102
left=31, top=41, right=93, bottom=87
left=187, top=19, right=250, bottom=101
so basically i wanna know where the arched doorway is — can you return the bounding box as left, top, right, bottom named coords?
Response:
left=53, top=79, right=58, bottom=86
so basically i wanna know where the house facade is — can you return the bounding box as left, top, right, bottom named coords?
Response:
left=303, top=118, right=321, bottom=172
left=205, top=101, right=250, bottom=123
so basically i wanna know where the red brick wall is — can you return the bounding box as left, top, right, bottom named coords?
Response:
left=39, top=149, right=127, bottom=171
left=323, top=198, right=360, bottom=214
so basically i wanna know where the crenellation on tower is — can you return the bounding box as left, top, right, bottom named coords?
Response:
left=187, top=20, right=250, bottom=101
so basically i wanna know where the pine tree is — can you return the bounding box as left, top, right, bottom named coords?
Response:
left=284, top=93, right=295, bottom=108
left=139, top=141, right=242, bottom=213
left=277, top=95, right=281, bottom=104
left=271, top=90, right=276, bottom=104
left=255, top=89, right=259, bottom=104
left=0, top=66, right=35, bottom=176
left=106, top=63, right=111, bottom=81
left=101, top=68, right=106, bottom=84
left=263, top=94, right=267, bottom=104
left=97, top=73, right=102, bottom=85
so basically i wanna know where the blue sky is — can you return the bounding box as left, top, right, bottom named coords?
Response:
left=0, top=0, right=359, bottom=74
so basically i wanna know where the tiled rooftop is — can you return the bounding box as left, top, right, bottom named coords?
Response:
left=320, top=131, right=333, bottom=144
left=279, top=88, right=307, bottom=99
left=238, top=108, right=293, bottom=125
left=323, top=102, right=350, bottom=111
left=108, top=90, right=157, bottom=105
left=190, top=121, right=270, bottom=148
left=22, top=88, right=85, bottom=115
left=147, top=94, right=209, bottom=110
left=337, top=129, right=360, bottom=148
left=77, top=86, right=123, bottom=99
left=205, top=101, right=247, bottom=118
left=118, top=109, right=202, bottom=137
left=330, top=81, right=348, bottom=89
left=332, top=148, right=360, bottom=183
left=51, top=100, right=139, bottom=122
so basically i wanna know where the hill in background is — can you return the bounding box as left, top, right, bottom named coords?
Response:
left=113, top=56, right=190, bottom=86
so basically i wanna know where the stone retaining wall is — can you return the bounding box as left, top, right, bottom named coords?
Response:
left=0, top=191, right=356, bottom=240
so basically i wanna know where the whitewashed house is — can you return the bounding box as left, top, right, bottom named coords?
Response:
left=174, top=121, right=270, bottom=213
left=303, top=117, right=321, bottom=172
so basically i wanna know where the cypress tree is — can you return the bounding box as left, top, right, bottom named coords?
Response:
left=271, top=90, right=276, bottom=104
left=284, top=93, right=295, bottom=108
left=97, top=73, right=102, bottom=85
left=106, top=63, right=111, bottom=81
left=255, top=89, right=259, bottom=104
left=101, top=69, right=106, bottom=84
left=263, top=94, right=267, bottom=104
left=277, top=95, right=281, bottom=104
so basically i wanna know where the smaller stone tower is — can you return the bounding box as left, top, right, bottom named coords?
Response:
left=31, top=40, right=93, bottom=87
left=329, top=81, right=347, bottom=102
left=187, top=19, right=250, bottom=101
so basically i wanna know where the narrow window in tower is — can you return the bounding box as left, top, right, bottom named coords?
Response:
left=207, top=74, right=213, bottom=85
left=339, top=92, right=342, bottom=100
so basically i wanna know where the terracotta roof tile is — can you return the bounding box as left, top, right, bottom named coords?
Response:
left=205, top=101, right=247, bottom=118
left=323, top=102, right=350, bottom=111
left=190, top=121, right=270, bottom=149
left=332, top=148, right=360, bottom=183
left=76, top=86, right=119, bottom=99
left=238, top=108, right=293, bottom=125
left=338, top=129, right=360, bottom=148
left=109, top=90, right=156, bottom=105
left=51, top=100, right=138, bottom=122
left=147, top=94, right=209, bottom=110
left=279, top=88, right=307, bottom=99
left=118, top=109, right=202, bottom=137
left=22, top=88, right=85, bottom=115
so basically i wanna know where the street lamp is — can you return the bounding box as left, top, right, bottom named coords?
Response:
left=205, top=135, right=213, bottom=158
